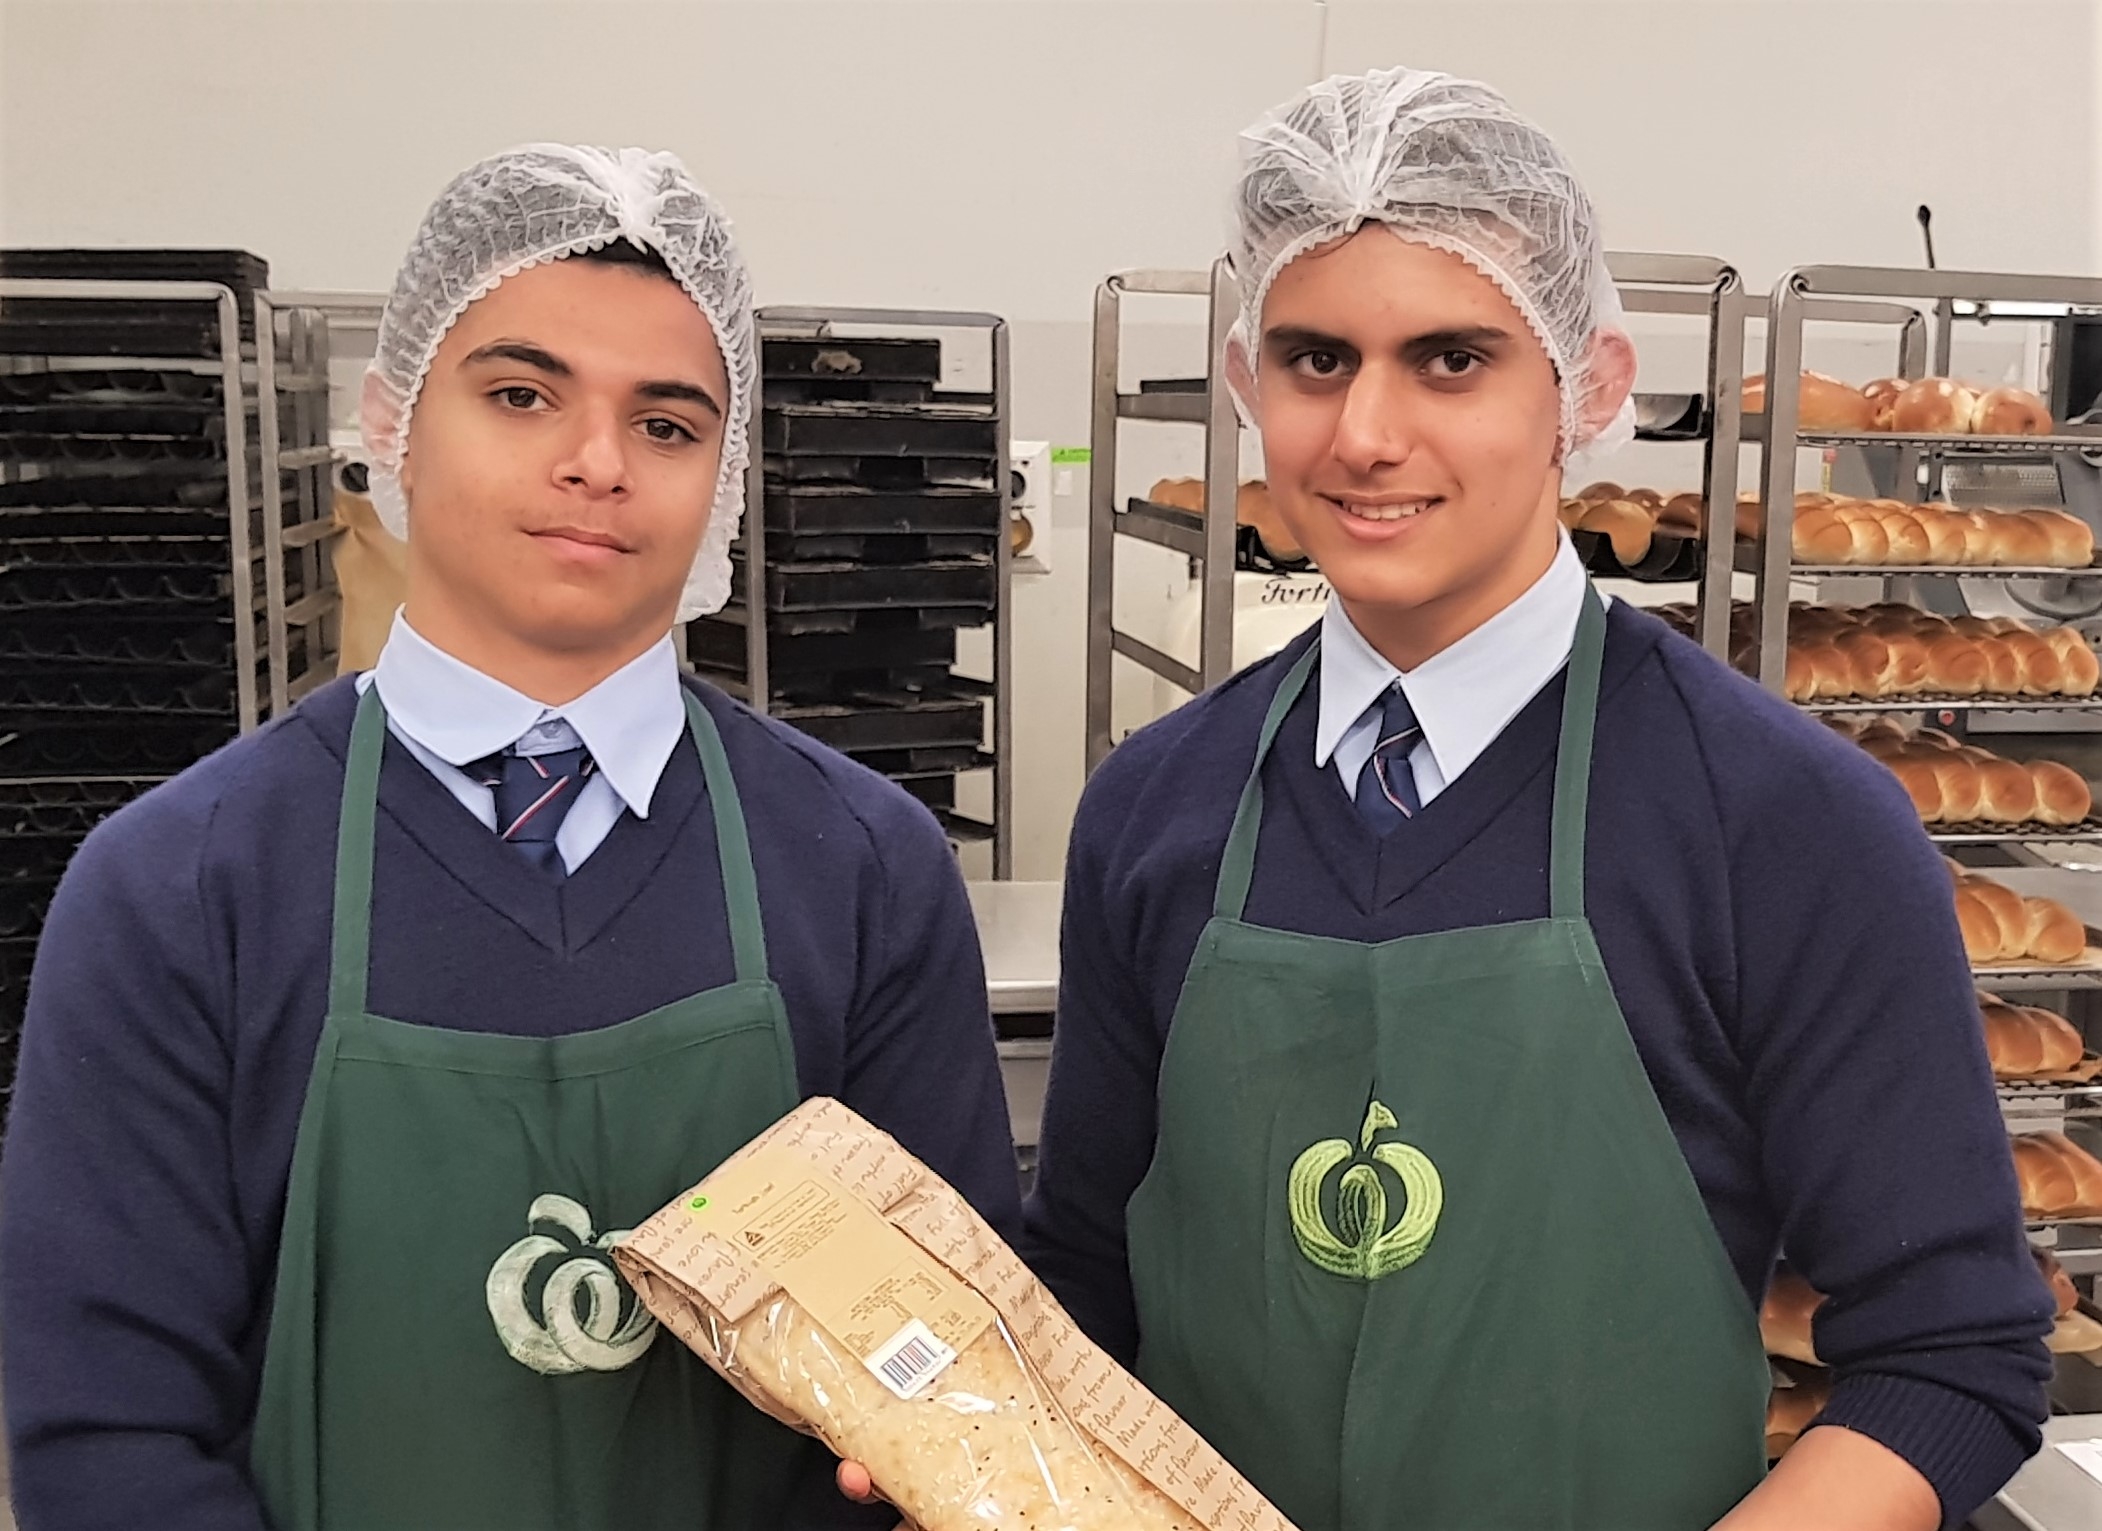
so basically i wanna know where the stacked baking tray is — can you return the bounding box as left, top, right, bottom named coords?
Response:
left=0, top=249, right=282, bottom=1098
left=691, top=332, right=1002, bottom=842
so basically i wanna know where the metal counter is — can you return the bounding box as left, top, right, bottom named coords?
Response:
left=967, top=880, right=1060, bottom=1152
left=1972, top=1415, right=2102, bottom=1530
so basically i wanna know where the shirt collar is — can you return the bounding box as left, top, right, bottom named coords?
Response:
left=1315, top=534, right=1592, bottom=783
left=370, top=612, right=686, bottom=819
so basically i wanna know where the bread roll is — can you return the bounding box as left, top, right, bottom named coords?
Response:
left=1799, top=373, right=1877, bottom=431
left=1973, top=386, right=2052, bottom=437
left=1872, top=510, right=1928, bottom=565
left=1577, top=499, right=1655, bottom=567
left=1235, top=481, right=1301, bottom=560
left=1735, top=493, right=1765, bottom=541
left=1148, top=477, right=1203, bottom=513
left=1924, top=635, right=1991, bottom=696
left=1759, top=1268, right=1824, bottom=1366
left=2002, top=632, right=2060, bottom=698
left=1742, top=374, right=1766, bottom=415
left=1623, top=487, right=1665, bottom=512
left=1881, top=633, right=1932, bottom=694
left=1974, top=757, right=2039, bottom=822
left=1834, top=630, right=1894, bottom=698
left=1887, top=756, right=1946, bottom=820
left=1791, top=509, right=1856, bottom=565
left=1955, top=512, right=1996, bottom=565
left=1861, top=377, right=1907, bottom=429
left=1980, top=638, right=2023, bottom=696
left=1659, top=493, right=1704, bottom=534
left=1956, top=887, right=2007, bottom=963
left=1926, top=751, right=1984, bottom=823
left=1986, top=512, right=2056, bottom=568
left=2038, top=1249, right=2081, bottom=1318
left=2028, top=761, right=2092, bottom=826
left=2030, top=509, right=2095, bottom=569
left=1913, top=506, right=1968, bottom=564
left=1891, top=378, right=1980, bottom=435
left=2023, top=1005, right=2086, bottom=1076
left=2022, top=897, right=2089, bottom=966
left=1982, top=998, right=2046, bottom=1075
left=2044, top=629, right=2101, bottom=697
left=1575, top=481, right=1625, bottom=503
left=1969, top=877, right=2031, bottom=956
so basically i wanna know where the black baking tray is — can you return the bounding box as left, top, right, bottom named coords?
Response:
left=1572, top=527, right=1703, bottom=582
left=768, top=694, right=985, bottom=753
left=761, top=485, right=1002, bottom=536
left=845, top=744, right=993, bottom=780
left=0, top=620, right=231, bottom=666
left=731, top=554, right=996, bottom=613
left=685, top=617, right=956, bottom=677
left=0, top=247, right=269, bottom=343
left=761, top=337, right=941, bottom=384
left=0, top=369, right=227, bottom=405
left=763, top=454, right=995, bottom=490
left=0, top=401, right=225, bottom=436
left=0, top=566, right=228, bottom=612
left=0, top=464, right=231, bottom=509
left=0, top=536, right=228, bottom=571
left=759, top=529, right=999, bottom=565
left=0, top=504, right=241, bottom=539
left=712, top=601, right=994, bottom=636
left=0, top=666, right=236, bottom=717
left=763, top=378, right=937, bottom=407
left=0, top=718, right=235, bottom=775
left=762, top=402, right=998, bottom=459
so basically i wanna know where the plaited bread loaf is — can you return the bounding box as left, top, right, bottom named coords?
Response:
left=615, top=1098, right=1293, bottom=1531
left=2029, top=761, right=2093, bottom=825
left=1781, top=606, right=2098, bottom=700
left=1950, top=868, right=2088, bottom=968
left=1979, top=994, right=2086, bottom=1078
left=2012, top=1132, right=2102, bottom=1221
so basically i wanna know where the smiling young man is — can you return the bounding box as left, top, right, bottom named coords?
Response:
left=0, top=145, right=1011, bottom=1531
left=1018, top=69, right=2053, bottom=1531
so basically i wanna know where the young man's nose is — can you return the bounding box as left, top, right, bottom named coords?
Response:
left=553, top=406, right=631, bottom=495
left=1331, top=364, right=1416, bottom=476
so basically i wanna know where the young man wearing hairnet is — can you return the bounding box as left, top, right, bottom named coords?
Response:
left=0, top=145, right=1011, bottom=1531
left=1020, top=68, right=2052, bottom=1531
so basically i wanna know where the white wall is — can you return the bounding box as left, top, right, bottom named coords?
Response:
left=3, top=0, right=2098, bottom=878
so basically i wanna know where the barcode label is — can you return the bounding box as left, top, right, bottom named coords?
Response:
left=866, top=1318, right=957, bottom=1400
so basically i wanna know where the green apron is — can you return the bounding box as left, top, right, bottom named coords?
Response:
left=1127, top=591, right=1770, bottom=1531
left=251, top=687, right=819, bottom=1531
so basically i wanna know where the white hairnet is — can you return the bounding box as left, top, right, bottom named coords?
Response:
left=363, top=143, right=756, bottom=622
left=1230, top=66, right=1635, bottom=462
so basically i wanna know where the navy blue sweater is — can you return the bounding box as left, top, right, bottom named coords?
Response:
left=0, top=675, right=1014, bottom=1531
left=1023, top=603, right=2052, bottom=1527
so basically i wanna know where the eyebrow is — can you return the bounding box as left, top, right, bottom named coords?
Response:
left=461, top=340, right=722, bottom=418
left=1262, top=324, right=1515, bottom=356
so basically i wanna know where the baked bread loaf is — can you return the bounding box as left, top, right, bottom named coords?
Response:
left=1890, top=378, right=1980, bottom=435
left=1765, top=1371, right=1830, bottom=1461
left=615, top=1098, right=1292, bottom=1531
left=1862, top=377, right=1908, bottom=429
left=1979, top=993, right=2087, bottom=1078
left=1973, top=386, right=2053, bottom=437
left=1147, top=477, right=1204, bottom=513
left=1743, top=372, right=1875, bottom=430
left=1759, top=1268, right=1824, bottom=1366
left=2011, top=1131, right=2102, bottom=1221
left=1950, top=867, right=2087, bottom=968
left=2036, top=1248, right=2102, bottom=1356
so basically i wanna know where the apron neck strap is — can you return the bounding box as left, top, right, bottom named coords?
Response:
left=1216, top=640, right=1322, bottom=921
left=682, top=689, right=772, bottom=985
left=325, top=685, right=774, bottom=1017
left=1214, top=584, right=1610, bottom=926
left=1548, top=588, right=1608, bottom=920
left=330, top=687, right=387, bottom=1017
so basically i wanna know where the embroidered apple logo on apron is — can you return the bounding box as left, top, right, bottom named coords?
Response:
left=1288, top=1100, right=1444, bottom=1281
left=485, top=1194, right=659, bottom=1374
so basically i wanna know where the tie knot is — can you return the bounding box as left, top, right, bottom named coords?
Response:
left=1374, top=684, right=1419, bottom=747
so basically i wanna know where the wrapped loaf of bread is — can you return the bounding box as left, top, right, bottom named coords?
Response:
left=613, top=1098, right=1297, bottom=1531
left=2011, top=1131, right=2102, bottom=1222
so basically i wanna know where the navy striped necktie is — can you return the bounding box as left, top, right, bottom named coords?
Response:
left=1353, top=684, right=1422, bottom=834
left=471, top=734, right=595, bottom=877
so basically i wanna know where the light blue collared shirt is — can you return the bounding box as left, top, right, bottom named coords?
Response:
left=355, top=612, right=687, bottom=874
left=1315, top=535, right=1597, bottom=807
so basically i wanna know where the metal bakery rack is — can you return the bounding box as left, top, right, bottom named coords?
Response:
left=686, top=307, right=1015, bottom=877
left=0, top=252, right=351, bottom=1102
